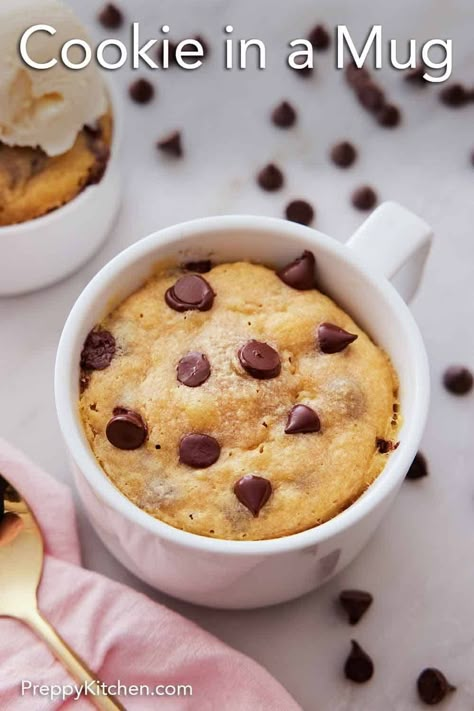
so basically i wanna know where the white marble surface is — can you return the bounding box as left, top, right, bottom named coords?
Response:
left=1, top=0, right=474, bottom=709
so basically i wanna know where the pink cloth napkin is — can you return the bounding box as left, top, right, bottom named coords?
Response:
left=0, top=439, right=300, bottom=710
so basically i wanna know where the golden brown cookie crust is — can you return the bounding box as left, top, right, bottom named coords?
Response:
left=79, top=261, right=399, bottom=541
left=0, top=110, right=112, bottom=226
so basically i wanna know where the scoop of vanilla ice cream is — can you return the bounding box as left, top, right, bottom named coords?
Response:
left=0, top=0, right=108, bottom=156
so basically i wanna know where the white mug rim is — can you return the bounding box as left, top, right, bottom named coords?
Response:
left=55, top=214, right=430, bottom=557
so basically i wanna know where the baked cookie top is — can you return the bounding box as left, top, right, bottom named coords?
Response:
left=0, top=110, right=112, bottom=226
left=79, top=253, right=399, bottom=541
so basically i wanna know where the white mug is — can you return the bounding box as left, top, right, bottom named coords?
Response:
left=0, top=78, right=122, bottom=296
left=55, top=203, right=432, bottom=609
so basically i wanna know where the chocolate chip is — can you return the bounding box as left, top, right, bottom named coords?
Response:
left=291, top=56, right=314, bottom=77
left=339, top=590, right=373, bottom=624
left=98, top=3, right=123, bottom=29
left=80, top=329, right=116, bottom=370
left=177, top=352, right=211, bottom=387
left=405, top=66, right=427, bottom=85
left=351, top=185, right=378, bottom=210
left=106, top=409, right=147, bottom=450
left=277, top=250, right=316, bottom=290
left=330, top=141, right=357, bottom=168
left=257, top=163, right=284, bottom=191
left=346, top=62, right=371, bottom=88
left=443, top=365, right=473, bottom=395
left=183, top=260, right=212, bottom=273
left=157, top=39, right=178, bottom=66
left=129, top=79, right=154, bottom=104
left=417, top=668, right=456, bottom=705
left=238, top=340, right=281, bottom=379
left=440, top=83, right=470, bottom=108
left=357, top=83, right=385, bottom=113
left=285, top=405, right=321, bottom=434
left=285, top=199, right=315, bottom=225
left=165, top=275, right=215, bottom=312
left=193, top=35, right=209, bottom=58
left=271, top=101, right=297, bottom=128
left=344, top=641, right=374, bottom=683
left=234, top=475, right=272, bottom=516
left=308, top=24, right=331, bottom=51
left=318, top=323, right=358, bottom=354
left=157, top=131, right=182, bottom=158
left=406, top=452, right=429, bottom=480
left=179, top=433, right=220, bottom=468
left=377, top=104, right=401, bottom=128
left=376, top=438, right=398, bottom=454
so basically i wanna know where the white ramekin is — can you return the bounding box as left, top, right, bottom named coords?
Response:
left=55, top=202, right=432, bottom=609
left=0, top=77, right=121, bottom=296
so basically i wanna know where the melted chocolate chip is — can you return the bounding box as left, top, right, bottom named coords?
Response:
left=376, top=438, right=398, bottom=454
left=331, top=141, right=357, bottom=168
left=285, top=405, right=321, bottom=434
left=238, top=340, right=281, bottom=379
left=157, top=131, right=183, bottom=158
left=443, top=365, right=473, bottom=395
left=129, top=79, right=154, bottom=104
left=106, top=409, right=147, bottom=450
left=179, top=433, right=220, bottom=468
left=257, top=163, right=284, bottom=191
left=272, top=101, right=297, bottom=128
left=277, top=250, right=316, bottom=290
left=165, top=274, right=215, bottom=312
left=344, top=640, right=374, bottom=683
left=406, top=452, right=429, bottom=480
left=234, top=474, right=272, bottom=516
left=285, top=199, right=315, bottom=225
left=80, top=330, right=116, bottom=370
left=440, top=83, right=470, bottom=108
left=377, top=104, right=401, bottom=127
left=417, top=668, right=456, bottom=705
left=98, top=3, right=123, bottom=29
left=177, top=352, right=211, bottom=387
left=352, top=185, right=378, bottom=210
left=183, top=260, right=212, bottom=273
left=79, top=372, right=90, bottom=393
left=318, top=323, right=358, bottom=354
left=308, top=24, right=331, bottom=51
left=339, top=590, right=373, bottom=625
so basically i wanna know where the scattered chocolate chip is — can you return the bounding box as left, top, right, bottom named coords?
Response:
left=80, top=329, right=116, bottom=371
left=271, top=101, right=297, bottom=128
left=405, top=66, right=427, bottom=85
left=193, top=35, right=209, bottom=58
left=330, top=141, right=357, bottom=168
left=177, top=352, right=211, bottom=387
left=277, top=250, right=316, bottom=290
left=165, top=274, right=215, bottom=312
left=357, top=83, right=385, bottom=113
left=157, top=39, right=178, bottom=66
left=346, top=62, right=371, bottom=88
left=257, top=163, right=284, bottom=191
left=406, top=452, right=429, bottom=480
left=183, top=260, right=212, bottom=273
left=98, top=3, right=123, bottom=29
left=106, top=409, right=147, bottom=450
left=157, top=130, right=182, bottom=158
left=129, top=78, right=154, bottom=104
left=376, top=438, right=399, bottom=454
left=318, top=323, right=358, bottom=354
left=440, top=83, right=470, bottom=108
left=351, top=185, right=378, bottom=210
left=443, top=365, right=473, bottom=395
left=239, top=340, right=281, bottom=380
left=285, top=199, right=315, bottom=225
left=285, top=405, right=321, bottom=434
left=339, top=590, right=373, bottom=624
left=179, top=433, right=220, bottom=468
left=308, top=24, right=331, bottom=51
left=417, top=668, right=456, bottom=705
left=377, top=104, right=401, bottom=128
left=291, top=56, right=314, bottom=77
left=344, top=640, right=374, bottom=683
left=234, top=474, right=272, bottom=516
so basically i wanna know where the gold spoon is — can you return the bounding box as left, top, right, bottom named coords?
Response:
left=0, top=474, right=125, bottom=710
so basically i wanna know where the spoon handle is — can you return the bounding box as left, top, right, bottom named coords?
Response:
left=22, top=607, right=126, bottom=710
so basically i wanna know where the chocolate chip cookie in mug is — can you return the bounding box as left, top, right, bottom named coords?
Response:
left=78, top=251, right=400, bottom=541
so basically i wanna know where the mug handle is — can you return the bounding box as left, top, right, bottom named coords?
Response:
left=346, top=201, right=433, bottom=303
